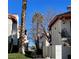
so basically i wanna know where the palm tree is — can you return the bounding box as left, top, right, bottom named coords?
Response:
left=32, top=12, right=43, bottom=54
left=19, top=0, right=27, bottom=54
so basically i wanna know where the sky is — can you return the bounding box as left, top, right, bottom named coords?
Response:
left=8, top=0, right=71, bottom=47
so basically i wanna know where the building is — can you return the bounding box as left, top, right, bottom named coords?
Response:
left=48, top=11, right=71, bottom=59
left=39, top=32, right=50, bottom=49
left=48, top=11, right=71, bottom=45
left=38, top=32, right=50, bottom=57
left=8, top=14, right=19, bottom=52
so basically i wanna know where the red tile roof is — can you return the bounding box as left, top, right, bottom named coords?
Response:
left=8, top=14, right=17, bottom=23
left=48, top=12, right=71, bottom=30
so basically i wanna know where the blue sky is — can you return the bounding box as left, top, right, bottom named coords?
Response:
left=8, top=0, right=71, bottom=47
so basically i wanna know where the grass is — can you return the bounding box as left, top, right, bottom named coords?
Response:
left=8, top=53, right=32, bottom=59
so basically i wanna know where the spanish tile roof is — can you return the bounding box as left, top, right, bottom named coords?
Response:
left=8, top=14, right=18, bottom=23
left=48, top=11, right=71, bottom=30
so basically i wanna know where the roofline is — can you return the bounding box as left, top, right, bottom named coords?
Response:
left=48, top=11, right=71, bottom=30
left=8, top=14, right=18, bottom=23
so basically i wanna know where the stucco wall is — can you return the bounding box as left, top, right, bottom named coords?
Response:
left=49, top=18, right=71, bottom=59
left=8, top=17, right=18, bottom=45
left=50, top=19, right=71, bottom=45
left=39, top=35, right=50, bottom=49
left=61, top=19, right=71, bottom=37
left=12, top=23, right=18, bottom=45
left=51, top=20, right=62, bottom=45
left=8, top=19, right=12, bottom=36
left=8, top=19, right=12, bottom=43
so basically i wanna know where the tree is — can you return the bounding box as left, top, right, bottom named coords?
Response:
left=19, top=0, right=27, bottom=54
left=31, top=10, right=55, bottom=54
left=40, top=10, right=55, bottom=43
left=32, top=12, right=43, bottom=54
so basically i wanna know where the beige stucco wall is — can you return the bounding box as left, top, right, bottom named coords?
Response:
left=51, top=20, right=62, bottom=45
left=8, top=19, right=12, bottom=36
left=8, top=15, right=18, bottom=45
left=12, top=23, right=17, bottom=45
left=50, top=19, right=71, bottom=45
left=49, top=19, right=71, bottom=59
left=8, top=19, right=13, bottom=43
left=61, top=19, right=71, bottom=37
left=39, top=35, right=50, bottom=49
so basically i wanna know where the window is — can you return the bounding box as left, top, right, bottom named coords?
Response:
left=61, top=28, right=70, bottom=38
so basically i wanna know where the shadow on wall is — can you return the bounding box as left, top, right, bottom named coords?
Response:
left=8, top=35, right=19, bottom=53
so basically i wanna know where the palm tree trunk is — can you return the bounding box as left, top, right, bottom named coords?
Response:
left=19, top=0, right=27, bottom=54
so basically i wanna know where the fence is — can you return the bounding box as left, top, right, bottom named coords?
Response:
left=43, top=45, right=62, bottom=59
left=43, top=45, right=71, bottom=59
left=43, top=45, right=55, bottom=58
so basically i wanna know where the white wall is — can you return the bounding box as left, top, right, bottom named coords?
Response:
left=49, top=19, right=71, bottom=59
left=39, top=35, right=50, bottom=49
left=8, top=19, right=12, bottom=36
left=12, top=22, right=18, bottom=45
left=51, top=20, right=62, bottom=45
left=8, top=15, right=18, bottom=45
left=8, top=19, right=12, bottom=43
left=61, top=19, right=71, bottom=36
left=50, top=19, right=71, bottom=45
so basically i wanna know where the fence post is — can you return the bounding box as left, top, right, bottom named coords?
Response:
left=55, top=45, right=62, bottom=59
